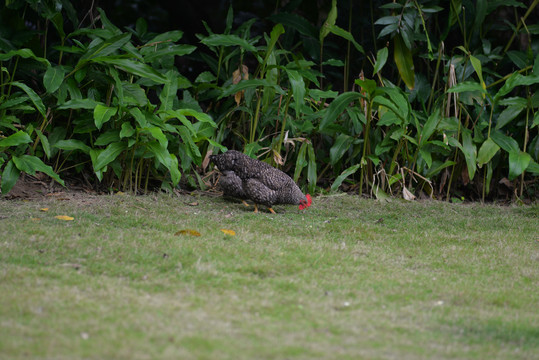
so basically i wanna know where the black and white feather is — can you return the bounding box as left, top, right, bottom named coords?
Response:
left=211, top=150, right=311, bottom=212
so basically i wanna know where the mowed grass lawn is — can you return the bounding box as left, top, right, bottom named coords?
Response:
left=0, top=192, right=538, bottom=360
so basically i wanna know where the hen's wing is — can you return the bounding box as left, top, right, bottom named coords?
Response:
left=218, top=170, right=246, bottom=199
left=243, top=178, right=278, bottom=207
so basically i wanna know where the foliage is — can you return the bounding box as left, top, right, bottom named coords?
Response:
left=0, top=0, right=537, bottom=201
left=0, top=1, right=219, bottom=193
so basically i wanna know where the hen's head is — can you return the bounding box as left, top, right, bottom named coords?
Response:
left=299, top=194, right=312, bottom=210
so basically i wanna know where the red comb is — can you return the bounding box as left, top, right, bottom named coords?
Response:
left=299, top=194, right=312, bottom=210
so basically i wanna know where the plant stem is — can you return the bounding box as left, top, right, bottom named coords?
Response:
left=502, top=0, right=539, bottom=55
left=275, top=93, right=292, bottom=156
left=250, top=93, right=262, bottom=144
left=427, top=43, right=443, bottom=113
left=359, top=99, right=372, bottom=196
left=344, top=0, right=353, bottom=92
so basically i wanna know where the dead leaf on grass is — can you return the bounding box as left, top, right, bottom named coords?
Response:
left=175, top=229, right=201, bottom=236
left=220, top=229, right=236, bottom=236
left=55, top=215, right=74, bottom=221
left=402, top=186, right=416, bottom=201
left=40, top=208, right=49, bottom=212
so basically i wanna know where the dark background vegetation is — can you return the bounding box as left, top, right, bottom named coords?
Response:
left=0, top=0, right=538, bottom=202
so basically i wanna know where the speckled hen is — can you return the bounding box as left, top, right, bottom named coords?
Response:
left=210, top=150, right=312, bottom=213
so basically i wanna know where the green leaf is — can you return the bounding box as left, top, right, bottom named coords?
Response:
left=12, top=155, right=65, bottom=186
left=494, top=73, right=539, bottom=104
left=425, top=160, right=456, bottom=178
left=1, top=160, right=21, bottom=194
left=43, top=65, right=65, bottom=93
left=90, top=57, right=168, bottom=84
left=54, top=139, right=91, bottom=154
left=327, top=24, right=364, bottom=53
left=490, top=130, right=520, bottom=153
left=495, top=105, right=525, bottom=130
left=322, top=59, right=344, bottom=66
left=95, top=130, right=120, bottom=146
left=375, top=87, right=410, bottom=121
left=219, top=79, right=284, bottom=99
left=57, top=98, right=97, bottom=110
left=508, top=151, right=531, bottom=180
left=331, top=164, right=360, bottom=192
left=200, top=34, right=257, bottom=52
left=330, top=134, right=354, bottom=165
left=477, top=138, right=500, bottom=167
left=172, top=109, right=216, bottom=126
left=178, top=126, right=201, bottom=164
left=473, top=0, right=487, bottom=37
left=373, top=47, right=388, bottom=75
left=449, top=0, right=462, bottom=27
left=319, top=92, right=361, bottom=130
left=9, top=82, right=46, bottom=118
left=447, top=81, right=487, bottom=94
left=420, top=110, right=441, bottom=146
left=469, top=55, right=485, bottom=90
left=122, top=83, right=149, bottom=106
left=34, top=129, right=51, bottom=159
left=0, top=96, right=29, bottom=110
left=354, top=78, right=377, bottom=96
left=94, top=104, right=118, bottom=130
left=461, top=130, right=477, bottom=180
left=266, top=23, right=285, bottom=59
left=168, top=154, right=181, bottom=186
left=159, top=71, right=178, bottom=112
left=393, top=33, right=414, bottom=90
left=142, top=44, right=197, bottom=63
left=129, top=107, right=148, bottom=127
left=145, top=141, right=171, bottom=167
left=309, top=89, right=339, bottom=101
left=147, top=30, right=184, bottom=44
left=268, top=12, right=318, bottom=39
left=294, top=142, right=308, bottom=182
left=94, top=142, right=128, bottom=172
left=142, top=127, right=168, bottom=148
left=79, top=33, right=131, bottom=62
left=374, top=16, right=399, bottom=26
left=90, top=149, right=104, bottom=181
left=0, top=48, right=50, bottom=66
left=0, top=131, right=32, bottom=148
left=285, top=69, right=306, bottom=118
left=195, top=71, right=217, bottom=83
left=419, top=148, right=432, bottom=168
left=526, top=160, right=539, bottom=175
left=307, top=142, right=317, bottom=194
left=120, top=122, right=135, bottom=138
left=320, top=0, right=337, bottom=42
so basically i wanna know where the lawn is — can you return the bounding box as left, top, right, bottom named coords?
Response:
left=0, top=192, right=538, bottom=359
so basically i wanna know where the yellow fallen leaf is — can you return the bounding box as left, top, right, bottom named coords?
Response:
left=40, top=208, right=49, bottom=212
left=174, top=229, right=201, bottom=236
left=220, top=229, right=236, bottom=236
left=55, top=215, right=74, bottom=221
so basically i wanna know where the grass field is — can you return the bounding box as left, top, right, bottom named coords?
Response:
left=0, top=192, right=538, bottom=359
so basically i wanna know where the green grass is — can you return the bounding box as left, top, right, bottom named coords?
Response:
left=0, top=193, right=538, bottom=359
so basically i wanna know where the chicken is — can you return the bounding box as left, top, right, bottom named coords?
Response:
left=216, top=170, right=250, bottom=207
left=211, top=150, right=312, bottom=213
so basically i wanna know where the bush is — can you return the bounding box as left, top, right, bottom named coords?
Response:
left=1, top=0, right=537, bottom=201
